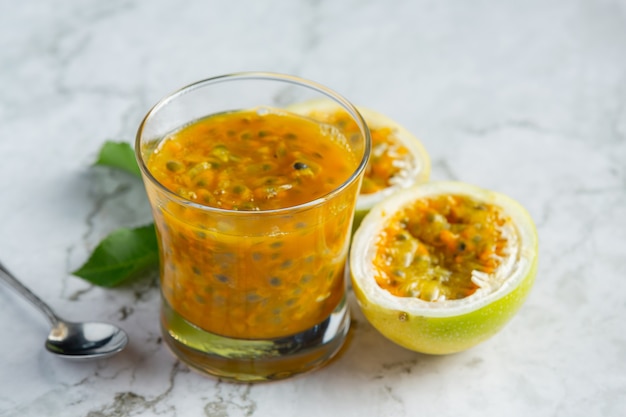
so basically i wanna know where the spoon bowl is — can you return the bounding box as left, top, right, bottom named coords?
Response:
left=46, top=321, right=129, bottom=359
left=0, top=261, right=129, bottom=359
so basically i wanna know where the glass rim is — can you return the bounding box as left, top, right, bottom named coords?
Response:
left=135, top=71, right=372, bottom=216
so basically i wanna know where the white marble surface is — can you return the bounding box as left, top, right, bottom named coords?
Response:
left=1, top=0, right=625, bottom=415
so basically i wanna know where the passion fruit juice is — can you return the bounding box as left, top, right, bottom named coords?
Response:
left=145, top=108, right=360, bottom=340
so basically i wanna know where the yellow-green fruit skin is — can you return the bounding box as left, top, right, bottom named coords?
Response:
left=352, top=209, right=368, bottom=234
left=352, top=255, right=537, bottom=355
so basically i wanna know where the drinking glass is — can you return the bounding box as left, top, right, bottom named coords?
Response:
left=135, top=72, right=370, bottom=382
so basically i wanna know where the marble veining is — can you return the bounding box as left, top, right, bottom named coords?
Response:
left=1, top=0, right=626, bottom=416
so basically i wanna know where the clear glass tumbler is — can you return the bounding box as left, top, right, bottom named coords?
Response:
left=135, top=72, right=370, bottom=382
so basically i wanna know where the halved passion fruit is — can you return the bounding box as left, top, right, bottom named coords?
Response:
left=350, top=181, right=538, bottom=354
left=288, top=100, right=430, bottom=228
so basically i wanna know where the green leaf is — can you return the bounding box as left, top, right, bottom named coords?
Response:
left=73, top=224, right=159, bottom=287
left=95, top=141, right=142, bottom=178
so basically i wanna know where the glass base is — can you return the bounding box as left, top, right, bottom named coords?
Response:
left=160, top=297, right=350, bottom=383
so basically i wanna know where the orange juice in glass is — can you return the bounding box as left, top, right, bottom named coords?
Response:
left=135, top=73, right=370, bottom=382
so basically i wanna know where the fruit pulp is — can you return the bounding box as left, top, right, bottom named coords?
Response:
left=145, top=108, right=361, bottom=340
left=147, top=108, right=357, bottom=210
left=373, top=194, right=515, bottom=302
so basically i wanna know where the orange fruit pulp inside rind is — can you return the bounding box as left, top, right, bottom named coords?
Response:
left=350, top=181, right=538, bottom=354
left=372, top=192, right=519, bottom=302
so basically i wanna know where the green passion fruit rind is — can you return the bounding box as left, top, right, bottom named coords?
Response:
left=287, top=99, right=431, bottom=225
left=350, top=181, right=539, bottom=355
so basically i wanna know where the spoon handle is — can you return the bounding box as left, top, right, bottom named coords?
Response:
left=0, top=261, right=60, bottom=326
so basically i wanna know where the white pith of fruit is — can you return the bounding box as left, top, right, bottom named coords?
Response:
left=350, top=181, right=538, bottom=318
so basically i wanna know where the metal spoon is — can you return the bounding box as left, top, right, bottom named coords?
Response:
left=0, top=261, right=128, bottom=359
